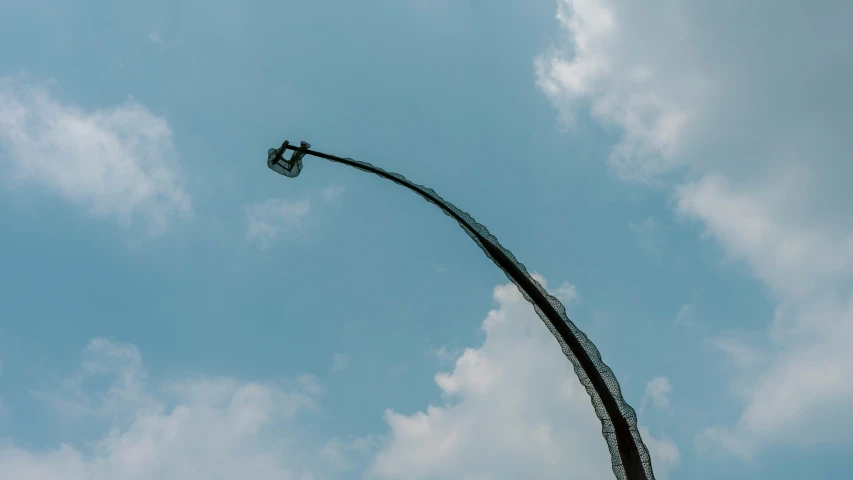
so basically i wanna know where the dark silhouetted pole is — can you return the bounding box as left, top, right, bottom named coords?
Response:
left=267, top=140, right=654, bottom=480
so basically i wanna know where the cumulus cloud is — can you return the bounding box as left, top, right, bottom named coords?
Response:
left=245, top=198, right=310, bottom=248
left=369, top=279, right=679, bottom=480
left=0, top=338, right=333, bottom=480
left=0, top=75, right=192, bottom=236
left=555, top=280, right=579, bottom=304
left=33, top=337, right=153, bottom=422
left=642, top=376, right=672, bottom=411
left=536, top=0, right=853, bottom=457
left=535, top=0, right=701, bottom=184
left=1, top=282, right=680, bottom=480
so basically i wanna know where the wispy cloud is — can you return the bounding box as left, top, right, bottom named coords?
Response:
left=4, top=339, right=333, bottom=480
left=673, top=304, right=697, bottom=327
left=322, top=185, right=346, bottom=204
left=0, top=75, right=192, bottom=237
left=244, top=198, right=310, bottom=249
left=147, top=32, right=167, bottom=46
left=331, top=353, right=349, bottom=372
left=709, top=333, right=765, bottom=370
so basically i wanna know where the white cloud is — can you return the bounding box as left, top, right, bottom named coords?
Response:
left=639, top=427, right=680, bottom=480
left=46, top=338, right=153, bottom=421
left=700, top=296, right=853, bottom=456
left=1, top=286, right=681, bottom=480
left=530, top=273, right=579, bottom=305
left=0, top=76, right=192, bottom=236
left=676, top=174, right=853, bottom=300
left=369, top=279, right=679, bottom=480
left=642, top=376, right=672, bottom=411
left=554, top=280, right=579, bottom=304
left=1, top=338, right=332, bottom=480
left=537, top=0, right=853, bottom=458
left=245, top=198, right=310, bottom=249
left=535, top=0, right=700, bottom=184
left=318, top=436, right=378, bottom=473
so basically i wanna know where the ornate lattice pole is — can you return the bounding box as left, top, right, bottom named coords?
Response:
left=267, top=140, right=654, bottom=480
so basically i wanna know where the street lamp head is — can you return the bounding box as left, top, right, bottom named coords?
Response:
left=268, top=140, right=311, bottom=178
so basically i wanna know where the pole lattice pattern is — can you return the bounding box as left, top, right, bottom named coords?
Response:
left=268, top=141, right=655, bottom=480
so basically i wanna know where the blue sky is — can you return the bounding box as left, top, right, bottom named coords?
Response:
left=1, top=0, right=852, bottom=478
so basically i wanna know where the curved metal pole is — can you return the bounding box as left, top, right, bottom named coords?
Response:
left=267, top=140, right=653, bottom=480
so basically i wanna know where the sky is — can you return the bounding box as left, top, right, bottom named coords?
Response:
left=0, top=0, right=851, bottom=478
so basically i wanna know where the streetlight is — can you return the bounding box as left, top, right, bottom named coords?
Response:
left=267, top=140, right=655, bottom=480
